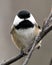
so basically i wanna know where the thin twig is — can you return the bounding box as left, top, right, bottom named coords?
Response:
left=1, top=52, right=27, bottom=65
left=50, top=58, right=52, bottom=65
left=22, top=8, right=52, bottom=65
left=22, top=26, right=52, bottom=65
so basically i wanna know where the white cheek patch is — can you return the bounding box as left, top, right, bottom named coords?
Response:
left=13, top=15, right=23, bottom=26
left=27, top=14, right=37, bottom=24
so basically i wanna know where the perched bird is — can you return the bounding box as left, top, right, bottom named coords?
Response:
left=10, top=10, right=42, bottom=54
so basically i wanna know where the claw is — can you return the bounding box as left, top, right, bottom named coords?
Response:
left=35, top=41, right=42, bottom=49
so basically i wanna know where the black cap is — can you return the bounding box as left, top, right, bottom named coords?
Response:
left=18, top=10, right=30, bottom=19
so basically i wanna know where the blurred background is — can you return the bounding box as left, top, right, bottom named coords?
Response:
left=0, top=0, right=52, bottom=65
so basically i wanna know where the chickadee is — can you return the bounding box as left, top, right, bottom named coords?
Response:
left=10, top=10, right=42, bottom=54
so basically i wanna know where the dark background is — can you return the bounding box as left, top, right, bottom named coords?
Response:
left=0, top=0, right=52, bottom=65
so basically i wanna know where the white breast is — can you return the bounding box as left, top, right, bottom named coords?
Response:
left=15, top=27, right=35, bottom=48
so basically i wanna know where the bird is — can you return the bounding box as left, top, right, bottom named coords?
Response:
left=10, top=10, right=42, bottom=54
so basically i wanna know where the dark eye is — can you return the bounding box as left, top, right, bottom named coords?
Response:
left=18, top=10, right=30, bottom=19
left=15, top=20, right=34, bottom=29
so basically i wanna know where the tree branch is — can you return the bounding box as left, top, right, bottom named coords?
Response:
left=22, top=8, right=52, bottom=65
left=0, top=52, right=27, bottom=65
left=22, top=26, right=52, bottom=65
